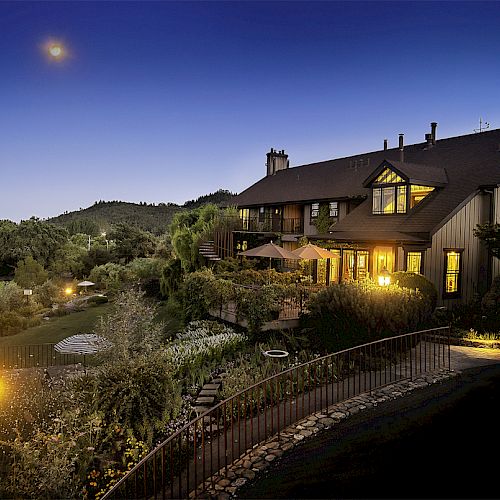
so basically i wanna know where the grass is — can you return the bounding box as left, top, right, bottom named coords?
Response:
left=0, top=303, right=114, bottom=347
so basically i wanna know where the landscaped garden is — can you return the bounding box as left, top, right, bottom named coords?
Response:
left=0, top=207, right=499, bottom=498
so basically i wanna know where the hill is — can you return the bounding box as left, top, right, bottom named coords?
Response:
left=48, top=189, right=236, bottom=235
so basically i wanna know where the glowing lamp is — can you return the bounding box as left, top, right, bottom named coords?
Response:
left=378, top=267, right=391, bottom=286
left=64, top=287, right=73, bottom=296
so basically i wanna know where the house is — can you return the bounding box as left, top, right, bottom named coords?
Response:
left=222, top=123, right=500, bottom=306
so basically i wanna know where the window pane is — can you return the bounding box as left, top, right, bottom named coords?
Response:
left=342, top=250, right=355, bottom=281
left=311, top=202, right=319, bottom=218
left=382, top=187, right=395, bottom=213
left=356, top=250, right=370, bottom=280
left=445, top=251, right=461, bottom=294
left=407, top=251, right=422, bottom=273
left=375, top=168, right=404, bottom=184
left=329, top=201, right=338, bottom=217
left=410, top=185, right=435, bottom=208
left=397, top=185, right=407, bottom=213
left=373, top=188, right=382, bottom=214
left=328, top=250, right=341, bottom=284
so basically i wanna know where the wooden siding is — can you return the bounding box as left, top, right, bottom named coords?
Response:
left=283, top=204, right=301, bottom=220
left=493, top=186, right=500, bottom=279
left=424, top=192, right=489, bottom=306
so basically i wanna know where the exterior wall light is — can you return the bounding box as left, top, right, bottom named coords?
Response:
left=378, top=267, right=391, bottom=286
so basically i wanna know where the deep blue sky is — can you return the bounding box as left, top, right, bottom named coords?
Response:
left=2, top=1, right=500, bottom=222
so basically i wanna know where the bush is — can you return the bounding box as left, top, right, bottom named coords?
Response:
left=301, top=282, right=433, bottom=352
left=89, top=263, right=130, bottom=293
left=86, top=295, right=109, bottom=306
left=88, top=354, right=182, bottom=446
left=392, top=271, right=438, bottom=310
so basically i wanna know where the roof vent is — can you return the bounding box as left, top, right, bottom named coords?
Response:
left=431, top=122, right=437, bottom=145
left=383, top=139, right=388, bottom=151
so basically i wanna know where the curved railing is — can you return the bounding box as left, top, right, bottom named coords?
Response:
left=103, top=326, right=450, bottom=499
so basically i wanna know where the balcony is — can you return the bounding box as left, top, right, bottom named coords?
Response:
left=236, top=216, right=304, bottom=234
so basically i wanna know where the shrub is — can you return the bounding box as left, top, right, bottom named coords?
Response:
left=34, top=279, right=61, bottom=308
left=87, top=354, right=181, bottom=446
left=165, top=320, right=247, bottom=382
left=89, top=262, right=130, bottom=293
left=391, top=271, right=438, bottom=310
left=86, top=295, right=109, bottom=306
left=160, top=259, right=183, bottom=299
left=301, top=282, right=432, bottom=352
left=94, top=288, right=164, bottom=362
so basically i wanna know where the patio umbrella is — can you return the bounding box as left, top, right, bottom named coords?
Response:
left=77, top=280, right=95, bottom=288
left=54, top=333, right=112, bottom=368
left=292, top=243, right=341, bottom=260
left=77, top=280, right=95, bottom=295
left=238, top=241, right=301, bottom=269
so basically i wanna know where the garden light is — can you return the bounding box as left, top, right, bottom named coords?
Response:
left=378, top=267, right=391, bottom=286
left=64, top=287, right=73, bottom=296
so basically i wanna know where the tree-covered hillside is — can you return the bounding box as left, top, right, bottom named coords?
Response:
left=47, top=189, right=236, bottom=235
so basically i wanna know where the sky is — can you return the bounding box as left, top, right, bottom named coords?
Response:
left=2, top=1, right=500, bottom=222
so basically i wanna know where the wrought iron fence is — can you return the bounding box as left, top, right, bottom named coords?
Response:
left=0, top=343, right=84, bottom=369
left=103, top=326, right=450, bottom=499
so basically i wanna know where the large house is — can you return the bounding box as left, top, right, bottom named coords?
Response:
left=222, top=123, right=500, bottom=307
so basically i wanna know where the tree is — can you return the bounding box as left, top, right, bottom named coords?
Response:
left=109, top=223, right=157, bottom=263
left=14, top=256, right=49, bottom=289
left=474, top=222, right=500, bottom=259
left=94, top=288, right=164, bottom=362
left=0, top=218, right=69, bottom=271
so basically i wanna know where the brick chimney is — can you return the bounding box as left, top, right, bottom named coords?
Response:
left=266, top=148, right=289, bottom=176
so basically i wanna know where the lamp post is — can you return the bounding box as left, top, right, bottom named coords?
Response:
left=378, top=267, right=391, bottom=286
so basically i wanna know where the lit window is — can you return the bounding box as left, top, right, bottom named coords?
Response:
left=311, top=202, right=320, bottom=219
left=397, top=185, right=407, bottom=213
left=375, top=168, right=404, bottom=184
left=239, top=208, right=250, bottom=230
left=373, top=189, right=382, bottom=213
left=381, top=187, right=394, bottom=214
left=444, top=250, right=462, bottom=296
left=406, top=251, right=422, bottom=273
left=410, top=185, right=435, bottom=208
left=329, top=201, right=338, bottom=217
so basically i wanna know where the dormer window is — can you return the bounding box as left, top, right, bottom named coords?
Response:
left=371, top=168, right=436, bottom=215
left=364, top=161, right=447, bottom=216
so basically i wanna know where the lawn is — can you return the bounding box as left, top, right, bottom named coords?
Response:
left=0, top=303, right=114, bottom=347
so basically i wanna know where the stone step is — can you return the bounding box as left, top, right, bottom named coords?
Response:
left=199, top=389, right=218, bottom=397
left=211, top=378, right=222, bottom=385
left=196, top=396, right=215, bottom=405
left=194, top=406, right=210, bottom=414
left=203, top=383, right=221, bottom=391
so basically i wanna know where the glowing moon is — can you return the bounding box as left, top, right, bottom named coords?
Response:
left=43, top=40, right=67, bottom=62
left=49, top=44, right=62, bottom=58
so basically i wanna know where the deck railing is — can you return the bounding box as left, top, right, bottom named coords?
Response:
left=232, top=215, right=304, bottom=234
left=0, top=343, right=85, bottom=369
left=103, top=326, right=450, bottom=499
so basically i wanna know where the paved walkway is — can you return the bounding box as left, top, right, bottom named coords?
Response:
left=449, top=344, right=500, bottom=370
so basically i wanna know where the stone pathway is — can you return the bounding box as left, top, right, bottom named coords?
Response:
left=194, top=369, right=455, bottom=499
left=194, top=374, right=226, bottom=415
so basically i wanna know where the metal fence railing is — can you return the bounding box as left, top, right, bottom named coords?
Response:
left=103, top=326, right=451, bottom=499
left=0, top=343, right=85, bottom=369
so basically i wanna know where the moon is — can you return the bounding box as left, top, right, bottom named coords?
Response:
left=43, top=40, right=67, bottom=62
left=49, top=44, right=62, bottom=58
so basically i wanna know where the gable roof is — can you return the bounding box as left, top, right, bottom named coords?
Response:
left=233, top=128, right=500, bottom=242
left=362, top=160, right=448, bottom=188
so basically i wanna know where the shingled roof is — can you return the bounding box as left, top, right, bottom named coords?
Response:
left=233, top=128, right=500, bottom=242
